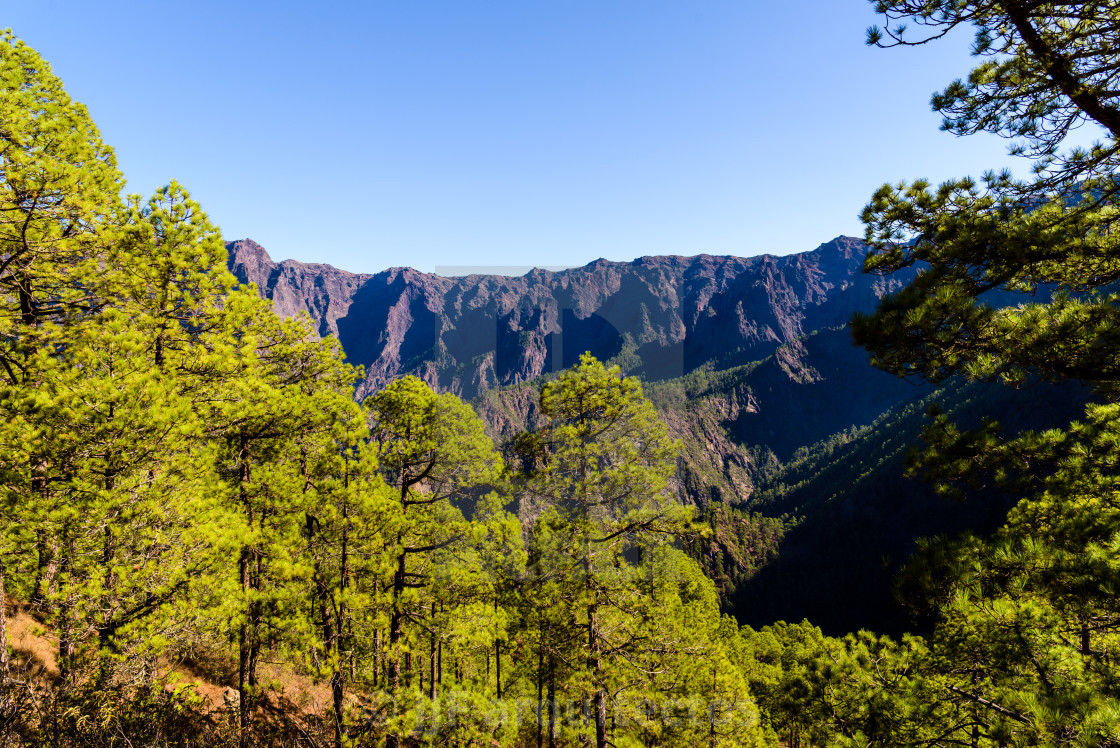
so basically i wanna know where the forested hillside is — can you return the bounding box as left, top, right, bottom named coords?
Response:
left=0, top=34, right=764, bottom=747
left=738, top=376, right=1090, bottom=635
left=6, top=1, right=1120, bottom=746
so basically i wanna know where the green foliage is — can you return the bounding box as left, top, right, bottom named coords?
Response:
left=512, top=354, right=764, bottom=748
left=0, top=30, right=121, bottom=331
left=744, top=621, right=949, bottom=748
left=857, top=2, right=1120, bottom=401
left=680, top=502, right=784, bottom=601
left=812, top=2, right=1120, bottom=745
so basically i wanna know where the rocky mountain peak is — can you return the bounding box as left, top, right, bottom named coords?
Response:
left=226, top=236, right=913, bottom=400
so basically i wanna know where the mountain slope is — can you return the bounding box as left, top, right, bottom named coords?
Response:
left=737, top=377, right=1091, bottom=635
left=228, top=237, right=1057, bottom=634
left=227, top=236, right=916, bottom=400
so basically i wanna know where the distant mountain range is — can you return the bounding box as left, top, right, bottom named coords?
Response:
left=227, top=236, right=915, bottom=400
left=226, top=237, right=1084, bottom=634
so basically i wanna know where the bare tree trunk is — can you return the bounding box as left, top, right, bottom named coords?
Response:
left=237, top=435, right=254, bottom=748
left=238, top=540, right=252, bottom=745
left=386, top=544, right=406, bottom=748
left=709, top=663, right=717, bottom=748
left=590, top=615, right=607, bottom=748
left=332, top=497, right=350, bottom=748
left=249, top=519, right=264, bottom=696
left=56, top=521, right=74, bottom=690
left=96, top=468, right=119, bottom=686
left=310, top=511, right=344, bottom=748
left=548, top=659, right=556, bottom=748
left=373, top=629, right=381, bottom=688
left=31, top=530, right=49, bottom=607
left=30, top=469, right=55, bottom=611
left=429, top=602, right=437, bottom=700
left=330, top=667, right=344, bottom=748
left=586, top=550, right=607, bottom=748
left=494, top=599, right=502, bottom=700
left=0, top=557, right=9, bottom=686
left=536, top=620, right=544, bottom=748
left=971, top=670, right=980, bottom=748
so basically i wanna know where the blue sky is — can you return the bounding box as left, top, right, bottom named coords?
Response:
left=4, top=1, right=1094, bottom=274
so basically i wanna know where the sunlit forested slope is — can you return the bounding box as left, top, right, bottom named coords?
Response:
left=7, top=0, right=1120, bottom=744
left=0, top=32, right=767, bottom=748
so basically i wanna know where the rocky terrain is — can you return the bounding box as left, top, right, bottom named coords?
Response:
left=227, top=236, right=916, bottom=401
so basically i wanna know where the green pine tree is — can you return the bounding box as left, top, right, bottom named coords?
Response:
left=516, top=353, right=763, bottom=748
left=852, top=3, right=1120, bottom=744
left=364, top=375, right=504, bottom=747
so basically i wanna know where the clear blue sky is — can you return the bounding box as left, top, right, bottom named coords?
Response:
left=4, top=1, right=1092, bottom=274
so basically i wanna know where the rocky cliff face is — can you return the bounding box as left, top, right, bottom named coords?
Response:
left=227, top=236, right=914, bottom=401
left=226, top=239, right=373, bottom=340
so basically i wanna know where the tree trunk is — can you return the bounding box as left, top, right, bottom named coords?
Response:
left=548, top=659, right=556, bottom=748
left=0, top=557, right=9, bottom=686
left=249, top=515, right=264, bottom=699
left=96, top=470, right=119, bottom=684
left=31, top=529, right=49, bottom=607
left=494, top=599, right=502, bottom=700
left=238, top=539, right=251, bottom=738
left=332, top=498, right=350, bottom=748
left=536, top=621, right=544, bottom=748
left=591, top=656, right=607, bottom=747
left=312, top=534, right=341, bottom=748
left=709, top=663, right=717, bottom=748
left=18, top=279, right=34, bottom=328
left=237, top=435, right=254, bottom=748
left=56, top=521, right=74, bottom=689
left=373, top=629, right=381, bottom=688
left=586, top=553, right=607, bottom=748
left=429, top=602, right=437, bottom=700
left=386, top=545, right=406, bottom=748
left=30, top=468, right=55, bottom=611
left=388, top=552, right=406, bottom=693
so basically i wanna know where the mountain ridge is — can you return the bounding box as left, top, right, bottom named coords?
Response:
left=226, top=235, right=915, bottom=401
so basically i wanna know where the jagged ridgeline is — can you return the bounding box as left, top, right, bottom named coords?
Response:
left=226, top=235, right=915, bottom=401
left=1, top=40, right=771, bottom=740
left=9, top=0, right=1120, bottom=741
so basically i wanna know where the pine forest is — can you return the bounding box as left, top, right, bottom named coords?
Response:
left=4, top=2, right=1120, bottom=746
